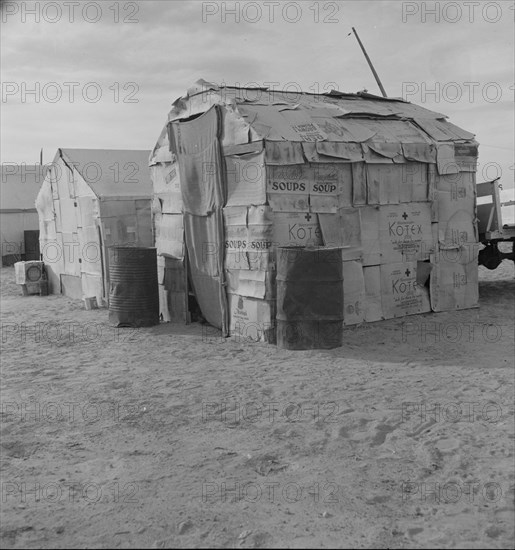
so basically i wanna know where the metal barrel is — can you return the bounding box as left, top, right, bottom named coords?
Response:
left=108, top=246, right=159, bottom=327
left=276, top=246, right=343, bottom=350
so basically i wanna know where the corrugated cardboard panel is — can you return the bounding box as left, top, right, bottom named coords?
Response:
left=151, top=163, right=182, bottom=213
left=367, top=164, right=401, bottom=205
left=312, top=163, right=351, bottom=212
left=267, top=164, right=310, bottom=212
left=228, top=293, right=274, bottom=342
left=247, top=205, right=274, bottom=271
left=436, top=172, right=476, bottom=246
left=399, top=163, right=429, bottom=203
left=363, top=265, right=383, bottom=322
left=264, top=140, right=305, bottom=164
left=342, top=260, right=365, bottom=325
left=378, top=203, right=434, bottom=263
left=319, top=209, right=362, bottom=261
left=226, top=269, right=273, bottom=300
left=273, top=212, right=323, bottom=247
left=155, top=214, right=184, bottom=259
left=454, top=143, right=478, bottom=172
left=224, top=221, right=250, bottom=270
left=224, top=206, right=273, bottom=271
left=352, top=162, right=367, bottom=205
left=225, top=151, right=266, bottom=207
left=430, top=244, right=479, bottom=312
left=380, top=261, right=431, bottom=319
left=360, top=206, right=381, bottom=266
left=436, top=143, right=459, bottom=175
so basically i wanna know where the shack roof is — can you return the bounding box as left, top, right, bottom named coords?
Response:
left=55, top=148, right=152, bottom=200
left=167, top=79, right=476, bottom=145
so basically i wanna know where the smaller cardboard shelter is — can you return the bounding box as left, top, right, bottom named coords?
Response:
left=36, top=149, right=153, bottom=304
left=1, top=164, right=48, bottom=265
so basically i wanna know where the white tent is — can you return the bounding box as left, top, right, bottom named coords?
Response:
left=36, top=148, right=153, bottom=304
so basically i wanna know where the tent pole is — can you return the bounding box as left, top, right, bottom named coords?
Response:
left=350, top=27, right=388, bottom=98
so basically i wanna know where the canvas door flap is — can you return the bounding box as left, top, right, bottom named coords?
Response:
left=175, top=145, right=223, bottom=215
left=225, top=150, right=266, bottom=207
left=170, top=105, right=225, bottom=216
left=184, top=210, right=228, bottom=333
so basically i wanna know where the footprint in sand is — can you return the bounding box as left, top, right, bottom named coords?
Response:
left=434, top=438, right=460, bottom=453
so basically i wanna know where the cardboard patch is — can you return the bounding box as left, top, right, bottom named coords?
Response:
left=273, top=212, right=323, bottom=247
left=342, top=260, right=366, bottom=325
left=380, top=262, right=431, bottom=319
left=379, top=203, right=434, bottom=263
left=363, top=265, right=383, bottom=322
left=430, top=244, right=479, bottom=312
left=228, top=294, right=274, bottom=342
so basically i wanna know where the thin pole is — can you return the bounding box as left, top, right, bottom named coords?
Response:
left=351, top=27, right=387, bottom=98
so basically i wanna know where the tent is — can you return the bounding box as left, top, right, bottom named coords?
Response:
left=1, top=164, right=48, bottom=265
left=150, top=80, right=479, bottom=341
left=36, top=148, right=153, bottom=304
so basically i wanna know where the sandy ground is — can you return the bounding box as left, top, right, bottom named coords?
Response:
left=0, top=261, right=514, bottom=549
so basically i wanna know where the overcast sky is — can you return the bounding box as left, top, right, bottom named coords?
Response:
left=1, top=0, right=513, bottom=188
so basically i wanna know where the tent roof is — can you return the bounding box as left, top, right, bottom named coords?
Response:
left=1, top=165, right=48, bottom=210
left=168, top=79, right=476, bottom=144
left=59, top=148, right=152, bottom=199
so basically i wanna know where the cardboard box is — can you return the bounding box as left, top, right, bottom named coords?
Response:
left=228, top=293, right=274, bottom=342
left=378, top=203, right=434, bottom=263
left=363, top=265, right=383, bottom=322
left=380, top=262, right=431, bottom=319
left=430, top=244, right=479, bottom=312
left=342, top=260, right=366, bottom=325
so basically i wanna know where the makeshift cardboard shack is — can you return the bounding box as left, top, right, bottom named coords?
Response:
left=150, top=80, right=479, bottom=341
left=1, top=164, right=48, bottom=265
left=36, top=149, right=153, bottom=305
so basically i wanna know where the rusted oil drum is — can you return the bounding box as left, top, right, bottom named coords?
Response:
left=108, top=246, right=159, bottom=327
left=276, top=246, right=343, bottom=349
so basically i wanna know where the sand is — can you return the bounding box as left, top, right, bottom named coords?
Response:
left=1, top=261, right=514, bottom=549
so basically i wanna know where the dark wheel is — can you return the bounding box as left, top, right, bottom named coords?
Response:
left=478, top=243, right=502, bottom=270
